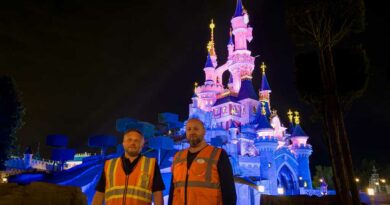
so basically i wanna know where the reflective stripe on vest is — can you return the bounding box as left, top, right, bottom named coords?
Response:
left=105, top=156, right=155, bottom=204
left=174, top=181, right=220, bottom=189
left=105, top=185, right=152, bottom=203
left=107, top=158, right=119, bottom=188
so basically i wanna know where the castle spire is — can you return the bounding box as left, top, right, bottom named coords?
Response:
left=287, top=109, right=293, bottom=123
left=292, top=111, right=308, bottom=137
left=205, top=53, right=214, bottom=68
left=207, top=19, right=216, bottom=56
left=228, top=28, right=234, bottom=45
left=193, top=82, right=198, bottom=98
left=194, top=82, right=198, bottom=91
left=233, top=0, right=243, bottom=17
left=294, top=111, right=300, bottom=125
left=260, top=62, right=271, bottom=91
left=286, top=109, right=295, bottom=135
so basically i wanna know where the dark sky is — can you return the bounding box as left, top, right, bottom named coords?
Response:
left=1, top=0, right=389, bottom=167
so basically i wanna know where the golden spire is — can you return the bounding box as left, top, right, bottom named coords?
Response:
left=207, top=19, right=216, bottom=56
left=261, top=102, right=266, bottom=115
left=194, top=82, right=198, bottom=92
left=287, top=109, right=293, bottom=123
left=260, top=62, right=266, bottom=75
left=294, top=111, right=300, bottom=125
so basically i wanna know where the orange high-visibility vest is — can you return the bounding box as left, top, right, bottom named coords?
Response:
left=171, top=145, right=223, bottom=205
left=104, top=156, right=155, bottom=205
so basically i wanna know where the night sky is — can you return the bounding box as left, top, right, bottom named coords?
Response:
left=1, top=0, right=389, bottom=168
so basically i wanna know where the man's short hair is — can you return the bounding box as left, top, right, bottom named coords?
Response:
left=187, top=118, right=205, bottom=128
left=124, top=128, right=144, bottom=137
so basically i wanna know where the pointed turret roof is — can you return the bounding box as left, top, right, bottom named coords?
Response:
left=291, top=111, right=307, bottom=137
left=261, top=74, right=271, bottom=91
left=238, top=78, right=258, bottom=100
left=292, top=124, right=307, bottom=137
left=255, top=114, right=273, bottom=130
left=233, top=0, right=243, bottom=17
left=260, top=62, right=271, bottom=91
left=205, top=53, right=214, bottom=68
left=287, top=122, right=294, bottom=134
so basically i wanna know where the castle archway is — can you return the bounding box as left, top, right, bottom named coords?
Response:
left=277, top=164, right=299, bottom=195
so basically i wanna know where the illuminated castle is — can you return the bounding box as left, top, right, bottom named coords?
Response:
left=187, top=0, right=313, bottom=197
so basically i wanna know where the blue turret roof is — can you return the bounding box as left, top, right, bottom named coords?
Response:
left=292, top=124, right=307, bottom=137
left=260, top=73, right=271, bottom=91
left=287, top=122, right=294, bottom=134
left=233, top=0, right=243, bottom=17
left=255, top=114, right=273, bottom=130
left=214, top=95, right=238, bottom=106
left=205, top=53, right=214, bottom=68
left=237, top=79, right=258, bottom=100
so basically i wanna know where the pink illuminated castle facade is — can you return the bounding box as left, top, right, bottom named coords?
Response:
left=187, top=0, right=315, bottom=197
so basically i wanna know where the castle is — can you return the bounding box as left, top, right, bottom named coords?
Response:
left=187, top=0, right=313, bottom=196
left=3, top=1, right=317, bottom=202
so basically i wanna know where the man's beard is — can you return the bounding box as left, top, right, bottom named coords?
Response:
left=189, top=137, right=202, bottom=147
left=125, top=148, right=139, bottom=157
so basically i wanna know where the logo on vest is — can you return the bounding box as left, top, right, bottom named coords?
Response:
left=196, top=158, right=206, bottom=164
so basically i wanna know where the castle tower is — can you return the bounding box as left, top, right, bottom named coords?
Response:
left=204, top=53, right=215, bottom=83
left=290, top=111, right=313, bottom=189
left=194, top=21, right=224, bottom=112
left=255, top=103, right=278, bottom=194
left=229, top=0, right=255, bottom=93
left=231, top=0, right=253, bottom=51
left=259, top=62, right=272, bottom=115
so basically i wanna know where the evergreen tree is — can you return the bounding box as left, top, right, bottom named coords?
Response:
left=0, top=76, right=25, bottom=170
